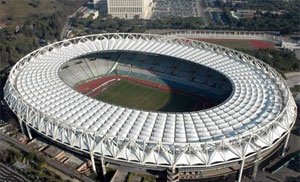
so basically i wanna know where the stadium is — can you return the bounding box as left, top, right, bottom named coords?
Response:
left=4, top=33, right=297, bottom=181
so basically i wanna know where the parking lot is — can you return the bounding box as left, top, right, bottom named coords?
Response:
left=152, top=0, right=202, bottom=18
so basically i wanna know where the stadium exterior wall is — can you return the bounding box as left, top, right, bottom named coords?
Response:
left=163, top=30, right=282, bottom=44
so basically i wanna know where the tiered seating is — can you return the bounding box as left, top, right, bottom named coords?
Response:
left=58, top=50, right=233, bottom=102
left=110, top=51, right=232, bottom=100
left=59, top=58, right=116, bottom=86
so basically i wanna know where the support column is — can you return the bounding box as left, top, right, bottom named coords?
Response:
left=252, top=150, right=261, bottom=180
left=90, top=151, right=97, bottom=174
left=25, top=124, right=32, bottom=140
left=281, top=131, right=290, bottom=157
left=237, top=158, right=245, bottom=182
left=167, top=167, right=179, bottom=182
left=252, top=156, right=261, bottom=180
left=101, top=157, right=106, bottom=176
left=18, top=118, right=25, bottom=135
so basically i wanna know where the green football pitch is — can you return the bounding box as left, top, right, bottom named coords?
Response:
left=95, top=79, right=201, bottom=112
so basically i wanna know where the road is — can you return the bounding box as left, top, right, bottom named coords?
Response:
left=0, top=133, right=94, bottom=182
left=287, top=75, right=300, bottom=89
left=60, top=6, right=85, bottom=40
left=295, top=50, right=300, bottom=60
left=197, top=0, right=209, bottom=27
left=60, top=22, right=71, bottom=40
left=286, top=73, right=300, bottom=88
left=285, top=72, right=300, bottom=104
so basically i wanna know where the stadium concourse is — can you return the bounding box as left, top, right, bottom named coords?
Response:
left=4, top=33, right=297, bottom=182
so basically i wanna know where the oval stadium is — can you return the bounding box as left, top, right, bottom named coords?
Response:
left=3, top=33, right=297, bottom=182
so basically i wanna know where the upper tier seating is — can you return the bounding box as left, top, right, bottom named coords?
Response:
left=59, top=51, right=232, bottom=100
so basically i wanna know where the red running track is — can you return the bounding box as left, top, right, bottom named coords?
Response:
left=75, top=75, right=172, bottom=98
left=249, top=40, right=275, bottom=49
left=75, top=76, right=118, bottom=94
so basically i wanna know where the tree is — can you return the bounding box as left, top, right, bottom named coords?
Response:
left=24, top=150, right=35, bottom=164
left=36, top=155, right=46, bottom=170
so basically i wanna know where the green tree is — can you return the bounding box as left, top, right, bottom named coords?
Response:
left=36, top=155, right=46, bottom=170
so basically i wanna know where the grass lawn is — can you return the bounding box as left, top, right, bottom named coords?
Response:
left=95, top=79, right=200, bottom=112
left=201, top=39, right=252, bottom=49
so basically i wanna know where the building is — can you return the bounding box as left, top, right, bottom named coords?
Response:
left=81, top=9, right=99, bottom=20
left=107, top=0, right=153, bottom=19
left=281, top=41, right=300, bottom=51
left=93, top=0, right=102, bottom=7
left=93, top=0, right=108, bottom=14
left=231, top=10, right=256, bottom=19
left=4, top=33, right=297, bottom=182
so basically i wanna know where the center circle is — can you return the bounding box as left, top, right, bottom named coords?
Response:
left=59, top=51, right=233, bottom=112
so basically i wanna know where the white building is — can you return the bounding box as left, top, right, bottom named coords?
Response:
left=107, top=0, right=153, bottom=19
left=83, top=9, right=99, bottom=20
left=93, top=0, right=101, bottom=5
left=80, top=8, right=99, bottom=20
left=281, top=41, right=300, bottom=51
